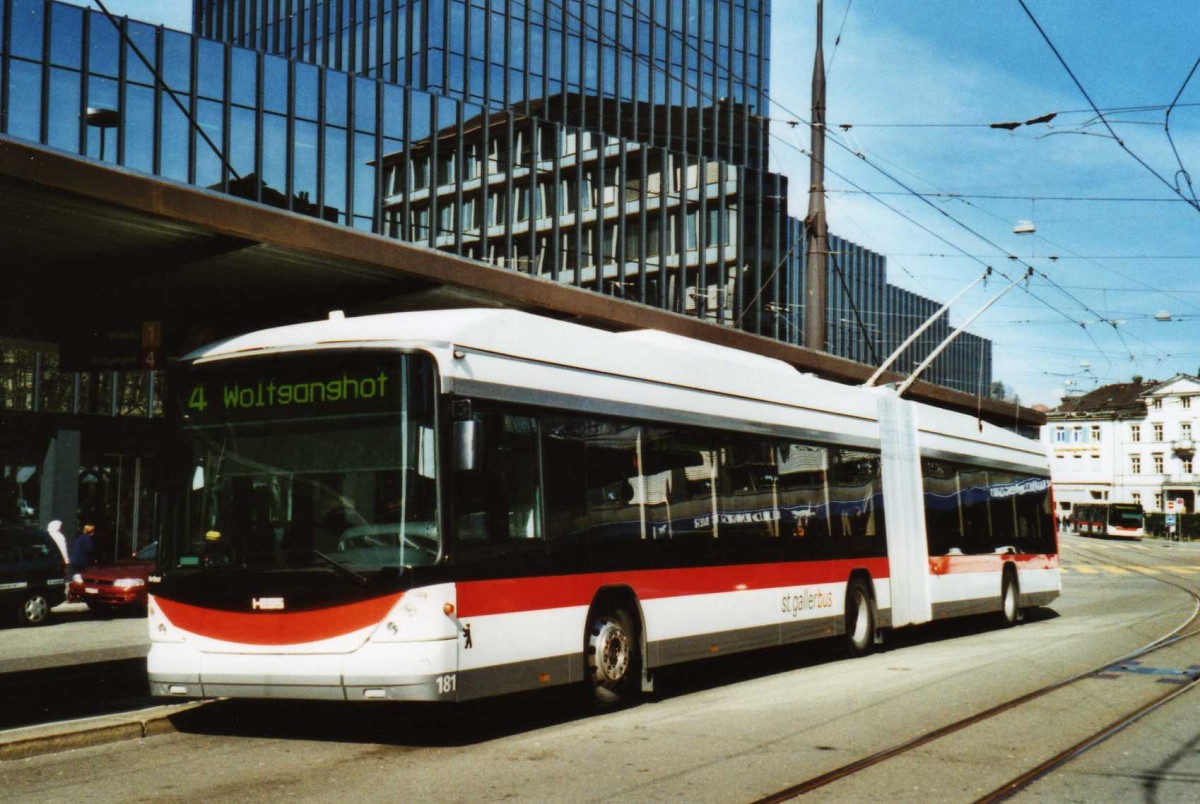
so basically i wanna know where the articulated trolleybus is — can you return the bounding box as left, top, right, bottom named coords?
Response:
left=149, top=310, right=1059, bottom=704
left=1073, top=502, right=1145, bottom=540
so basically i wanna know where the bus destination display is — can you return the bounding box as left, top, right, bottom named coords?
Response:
left=180, top=362, right=400, bottom=423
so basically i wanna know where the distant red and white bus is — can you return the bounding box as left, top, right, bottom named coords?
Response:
left=148, top=310, right=1059, bottom=704
left=1073, top=502, right=1144, bottom=540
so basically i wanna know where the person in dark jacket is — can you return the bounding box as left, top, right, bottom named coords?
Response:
left=69, top=523, right=97, bottom=573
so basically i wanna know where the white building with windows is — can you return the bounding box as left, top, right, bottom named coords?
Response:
left=1043, top=374, right=1200, bottom=517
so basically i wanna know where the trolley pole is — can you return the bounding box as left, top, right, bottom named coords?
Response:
left=804, top=0, right=828, bottom=353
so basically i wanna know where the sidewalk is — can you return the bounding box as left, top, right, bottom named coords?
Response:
left=0, top=602, right=149, bottom=674
left=0, top=602, right=157, bottom=747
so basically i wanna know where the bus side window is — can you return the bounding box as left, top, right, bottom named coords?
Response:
left=922, top=458, right=962, bottom=557
left=829, top=449, right=886, bottom=558
left=959, top=468, right=991, bottom=553
left=642, top=427, right=715, bottom=543
left=776, top=443, right=831, bottom=559
left=716, top=435, right=782, bottom=563
left=989, top=471, right=1018, bottom=547
left=1014, top=476, right=1054, bottom=553
left=453, top=413, right=542, bottom=544
left=541, top=416, right=588, bottom=543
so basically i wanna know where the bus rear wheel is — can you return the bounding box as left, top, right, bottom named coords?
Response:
left=1000, top=571, right=1021, bottom=627
left=843, top=578, right=876, bottom=657
left=587, top=607, right=639, bottom=706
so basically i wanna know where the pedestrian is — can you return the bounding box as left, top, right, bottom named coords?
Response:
left=47, top=520, right=69, bottom=567
left=69, top=523, right=97, bottom=574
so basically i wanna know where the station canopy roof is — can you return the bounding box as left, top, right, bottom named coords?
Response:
left=0, top=137, right=1044, bottom=429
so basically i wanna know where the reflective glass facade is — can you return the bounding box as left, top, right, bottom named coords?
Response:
left=0, top=0, right=989, bottom=387
left=194, top=0, right=770, bottom=169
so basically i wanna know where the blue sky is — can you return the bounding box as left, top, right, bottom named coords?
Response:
left=61, top=1, right=1200, bottom=406
left=68, top=1, right=192, bottom=30
left=769, top=1, right=1200, bottom=405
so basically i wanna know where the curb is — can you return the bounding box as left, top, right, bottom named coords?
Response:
left=0, top=701, right=209, bottom=761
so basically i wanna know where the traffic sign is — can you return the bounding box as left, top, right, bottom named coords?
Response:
left=1167, top=514, right=1177, bottom=526
left=1175, top=497, right=1186, bottom=514
left=1167, top=499, right=1177, bottom=513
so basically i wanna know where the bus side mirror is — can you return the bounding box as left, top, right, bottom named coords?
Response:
left=453, top=420, right=481, bottom=472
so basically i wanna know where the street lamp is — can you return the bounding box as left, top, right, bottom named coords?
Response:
left=84, top=107, right=120, bottom=161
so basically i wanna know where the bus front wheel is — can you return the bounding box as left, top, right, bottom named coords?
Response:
left=587, top=607, right=639, bottom=705
left=843, top=578, right=876, bottom=657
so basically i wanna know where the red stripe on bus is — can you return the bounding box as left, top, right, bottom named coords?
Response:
left=155, top=592, right=404, bottom=645
left=929, top=553, right=1058, bottom=575
left=1013, top=554, right=1059, bottom=570
left=456, top=559, right=890, bottom=617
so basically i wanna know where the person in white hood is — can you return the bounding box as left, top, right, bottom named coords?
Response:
left=47, top=520, right=69, bottom=566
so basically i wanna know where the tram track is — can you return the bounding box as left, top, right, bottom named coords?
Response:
left=753, top=536, right=1200, bottom=804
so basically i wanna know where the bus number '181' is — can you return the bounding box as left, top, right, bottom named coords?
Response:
left=436, top=674, right=457, bottom=695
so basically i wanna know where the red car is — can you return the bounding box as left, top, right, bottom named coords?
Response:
left=69, top=542, right=156, bottom=614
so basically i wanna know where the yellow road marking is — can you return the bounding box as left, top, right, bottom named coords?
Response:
left=1072, top=565, right=1101, bottom=574
left=1098, top=565, right=1131, bottom=574
left=1160, top=566, right=1199, bottom=574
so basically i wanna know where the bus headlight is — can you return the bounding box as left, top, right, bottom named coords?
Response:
left=369, top=585, right=458, bottom=643
left=147, top=597, right=184, bottom=642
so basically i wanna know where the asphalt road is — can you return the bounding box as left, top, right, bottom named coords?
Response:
left=2, top=535, right=1199, bottom=802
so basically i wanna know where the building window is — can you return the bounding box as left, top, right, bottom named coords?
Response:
left=1155, top=492, right=1164, bottom=510
left=1153, top=454, right=1164, bottom=473
left=1185, top=397, right=1193, bottom=409
left=1054, top=426, right=1068, bottom=443
left=1131, top=424, right=1141, bottom=442
left=1131, top=492, right=1142, bottom=506
left=1184, top=422, right=1192, bottom=439
left=1090, top=425, right=1101, bottom=443
left=1154, top=423, right=1163, bottom=442
left=1153, top=398, right=1163, bottom=409
left=1131, top=455, right=1141, bottom=474
left=1072, top=426, right=1083, bottom=443
left=1185, top=458, right=1194, bottom=474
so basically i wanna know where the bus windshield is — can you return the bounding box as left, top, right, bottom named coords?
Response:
left=167, top=352, right=439, bottom=573
left=1110, top=505, right=1144, bottom=526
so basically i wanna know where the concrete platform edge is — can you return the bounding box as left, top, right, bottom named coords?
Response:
left=0, top=701, right=210, bottom=762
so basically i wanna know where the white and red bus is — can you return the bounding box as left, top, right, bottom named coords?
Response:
left=148, top=309, right=1059, bottom=704
left=1073, top=502, right=1144, bottom=540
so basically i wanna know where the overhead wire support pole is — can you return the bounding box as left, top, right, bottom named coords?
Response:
left=804, top=0, right=829, bottom=352
left=895, top=268, right=1032, bottom=397
left=864, top=267, right=992, bottom=387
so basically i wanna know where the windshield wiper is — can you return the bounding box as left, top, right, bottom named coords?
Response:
left=285, top=549, right=371, bottom=589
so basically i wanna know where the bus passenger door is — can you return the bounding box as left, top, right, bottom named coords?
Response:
left=876, top=393, right=932, bottom=627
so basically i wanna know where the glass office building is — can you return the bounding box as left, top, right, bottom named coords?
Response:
left=193, top=0, right=770, bottom=168
left=0, top=0, right=992, bottom=546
